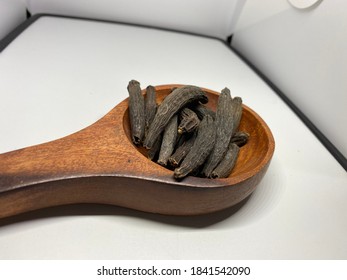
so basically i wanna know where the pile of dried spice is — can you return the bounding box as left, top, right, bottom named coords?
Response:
left=127, top=80, right=249, bottom=180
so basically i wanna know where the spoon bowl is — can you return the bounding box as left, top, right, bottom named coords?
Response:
left=0, top=84, right=275, bottom=218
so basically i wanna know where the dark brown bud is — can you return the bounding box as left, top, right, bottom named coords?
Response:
left=178, top=108, right=200, bottom=134
left=144, top=85, right=207, bottom=149
left=127, top=80, right=145, bottom=145
left=174, top=115, right=215, bottom=179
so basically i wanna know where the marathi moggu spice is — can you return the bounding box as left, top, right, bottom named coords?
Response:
left=144, top=85, right=157, bottom=136
left=127, top=80, right=145, bottom=145
left=143, top=85, right=207, bottom=149
left=168, top=131, right=197, bottom=167
left=201, top=87, right=235, bottom=178
left=127, top=80, right=249, bottom=180
left=178, top=108, right=200, bottom=134
left=231, top=97, right=243, bottom=133
left=174, top=115, right=215, bottom=179
left=230, top=131, right=249, bottom=147
left=147, top=133, right=163, bottom=161
left=211, top=143, right=240, bottom=179
left=189, top=103, right=216, bottom=120
left=157, top=115, right=178, bottom=166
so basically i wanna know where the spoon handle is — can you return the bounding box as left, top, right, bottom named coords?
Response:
left=0, top=101, right=141, bottom=218
left=0, top=127, right=107, bottom=217
left=0, top=130, right=96, bottom=191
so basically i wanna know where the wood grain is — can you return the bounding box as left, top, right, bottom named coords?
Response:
left=0, top=85, right=275, bottom=218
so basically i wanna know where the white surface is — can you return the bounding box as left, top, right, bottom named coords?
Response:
left=233, top=0, right=291, bottom=32
left=232, top=0, right=347, bottom=159
left=288, top=0, right=322, bottom=9
left=0, top=0, right=26, bottom=41
left=25, top=0, right=246, bottom=40
left=0, top=16, right=346, bottom=259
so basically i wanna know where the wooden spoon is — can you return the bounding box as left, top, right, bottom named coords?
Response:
left=0, top=85, right=275, bottom=218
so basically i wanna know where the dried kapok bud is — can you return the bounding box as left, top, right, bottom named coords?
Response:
left=190, top=103, right=215, bottom=120
left=143, top=85, right=207, bottom=149
left=157, top=115, right=178, bottom=166
left=144, top=85, right=157, bottom=136
left=127, top=80, right=145, bottom=145
left=231, top=97, right=243, bottom=134
left=211, top=143, right=240, bottom=179
left=231, top=131, right=249, bottom=147
left=202, top=87, right=234, bottom=177
left=147, top=133, right=163, bottom=161
left=127, top=80, right=248, bottom=181
left=178, top=108, right=200, bottom=134
left=174, top=115, right=215, bottom=179
left=169, top=131, right=197, bottom=167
